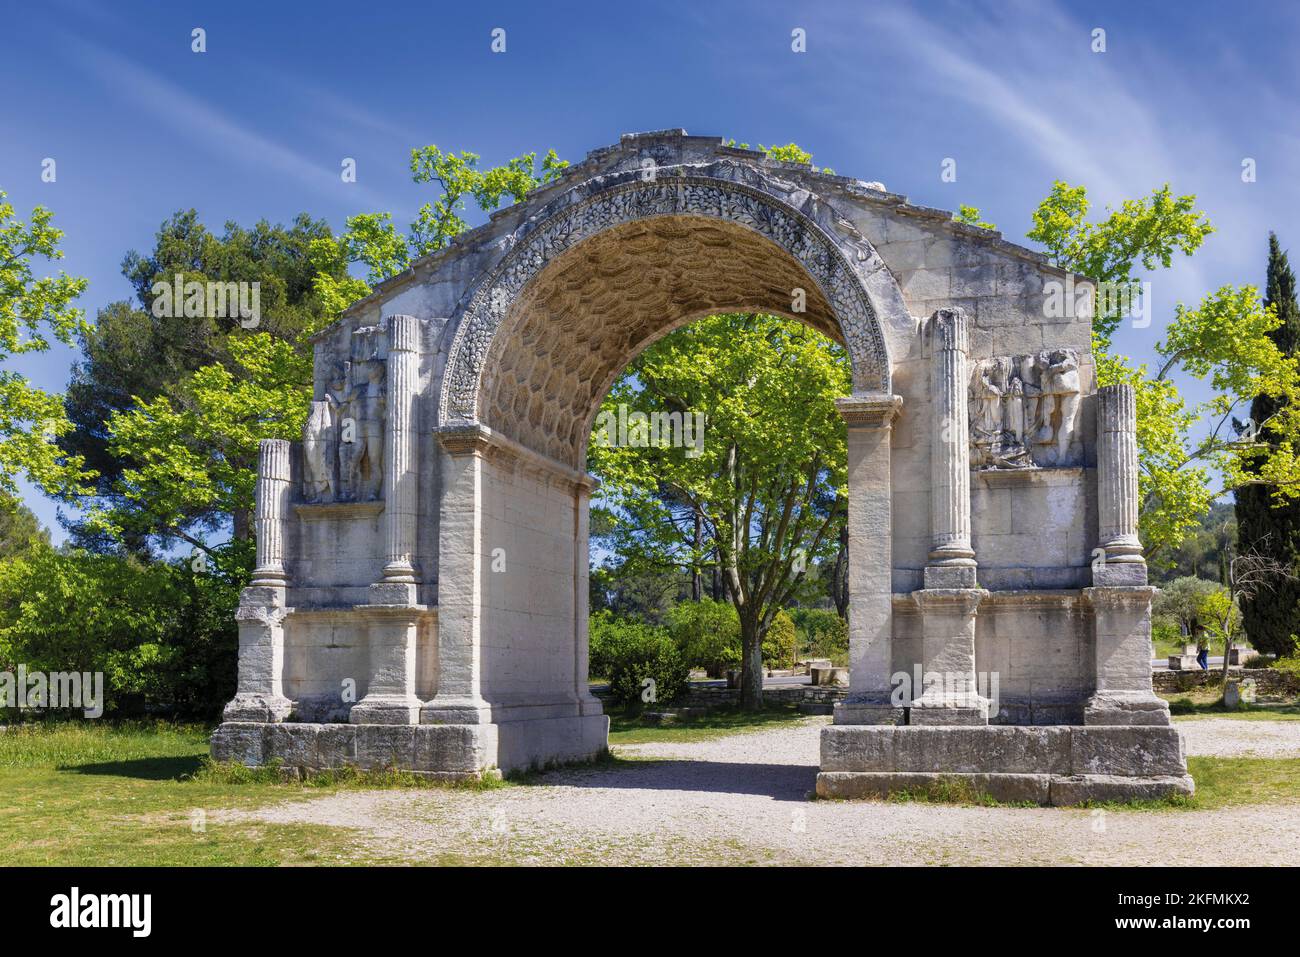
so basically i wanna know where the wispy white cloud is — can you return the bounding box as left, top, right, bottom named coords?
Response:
left=61, top=32, right=399, bottom=211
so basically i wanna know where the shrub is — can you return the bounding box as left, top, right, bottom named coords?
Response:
left=590, top=612, right=689, bottom=708
left=762, top=609, right=798, bottom=669
left=0, top=543, right=242, bottom=720
left=790, top=607, right=848, bottom=661
left=666, top=599, right=740, bottom=677
left=608, top=638, right=690, bottom=711
left=1272, top=656, right=1300, bottom=679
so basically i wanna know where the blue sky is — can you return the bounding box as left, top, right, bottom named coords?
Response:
left=2, top=0, right=1297, bottom=539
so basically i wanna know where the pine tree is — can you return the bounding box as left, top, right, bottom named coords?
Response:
left=1235, top=232, right=1300, bottom=657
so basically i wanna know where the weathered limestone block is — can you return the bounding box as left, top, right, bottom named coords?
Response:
left=1084, top=586, right=1170, bottom=726
left=908, top=588, right=989, bottom=725
left=817, top=771, right=1052, bottom=804
left=223, top=586, right=293, bottom=723
left=1069, top=726, right=1186, bottom=776
left=817, top=725, right=1191, bottom=805
left=1048, top=774, right=1194, bottom=806
left=210, top=722, right=267, bottom=766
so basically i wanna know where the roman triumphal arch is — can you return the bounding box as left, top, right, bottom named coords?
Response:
left=212, top=131, right=1191, bottom=803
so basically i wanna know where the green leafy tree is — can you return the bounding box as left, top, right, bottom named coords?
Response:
left=1027, top=182, right=1300, bottom=561
left=790, top=606, right=849, bottom=662
left=408, top=146, right=567, bottom=256
left=1027, top=182, right=1213, bottom=349
left=0, top=191, right=90, bottom=497
left=762, top=608, right=798, bottom=670
left=590, top=313, right=850, bottom=711
left=0, top=494, right=48, bottom=559
left=0, top=543, right=242, bottom=718
left=63, top=211, right=340, bottom=549
left=87, top=333, right=311, bottom=553
left=1235, top=233, right=1300, bottom=657
left=588, top=610, right=688, bottom=708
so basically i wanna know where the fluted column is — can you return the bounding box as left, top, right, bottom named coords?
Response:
left=1096, top=384, right=1145, bottom=582
left=225, top=437, right=294, bottom=722
left=250, top=439, right=291, bottom=587
left=925, top=307, right=977, bottom=589
left=1085, top=383, right=1167, bottom=725
left=354, top=314, right=427, bottom=725
left=380, top=313, right=421, bottom=592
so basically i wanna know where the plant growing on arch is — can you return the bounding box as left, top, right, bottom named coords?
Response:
left=589, top=313, right=851, bottom=711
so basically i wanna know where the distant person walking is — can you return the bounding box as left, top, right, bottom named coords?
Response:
left=1192, top=621, right=1209, bottom=670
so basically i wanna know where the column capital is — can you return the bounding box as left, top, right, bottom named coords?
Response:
left=1097, top=382, right=1137, bottom=432
left=929, top=306, right=969, bottom=353
left=257, top=437, right=292, bottom=481
left=386, top=313, right=421, bottom=353
left=836, top=393, right=903, bottom=429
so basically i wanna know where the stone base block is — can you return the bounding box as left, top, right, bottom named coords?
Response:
left=349, top=694, right=422, bottom=725
left=816, top=771, right=1193, bottom=805
left=211, top=712, right=609, bottom=778
left=222, top=693, right=293, bottom=723
left=832, top=698, right=905, bottom=725
left=1048, top=774, right=1194, bottom=805
left=908, top=697, right=990, bottom=726
left=817, top=724, right=1191, bottom=806
left=923, top=564, right=978, bottom=589
left=1083, top=691, right=1171, bottom=726
left=817, top=771, right=1051, bottom=804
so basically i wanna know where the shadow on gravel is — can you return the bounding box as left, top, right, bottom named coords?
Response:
left=521, top=757, right=818, bottom=801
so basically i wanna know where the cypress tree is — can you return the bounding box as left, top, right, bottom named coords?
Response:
left=1235, top=232, right=1300, bottom=657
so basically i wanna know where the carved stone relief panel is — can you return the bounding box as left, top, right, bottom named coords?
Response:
left=302, top=323, right=388, bottom=503
left=968, top=349, right=1080, bottom=470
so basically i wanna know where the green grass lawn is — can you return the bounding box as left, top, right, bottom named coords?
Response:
left=3, top=715, right=1299, bottom=865
left=1162, top=683, right=1300, bottom=719
left=0, top=722, right=481, bottom=866
left=1185, top=757, right=1300, bottom=808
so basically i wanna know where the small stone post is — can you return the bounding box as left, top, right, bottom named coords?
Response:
left=1086, top=384, right=1168, bottom=725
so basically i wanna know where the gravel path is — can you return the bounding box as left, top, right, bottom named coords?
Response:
left=222, top=717, right=1300, bottom=866
left=1176, top=717, right=1300, bottom=758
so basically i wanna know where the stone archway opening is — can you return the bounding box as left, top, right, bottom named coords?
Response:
left=421, top=200, right=900, bottom=772
left=480, top=216, right=845, bottom=469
